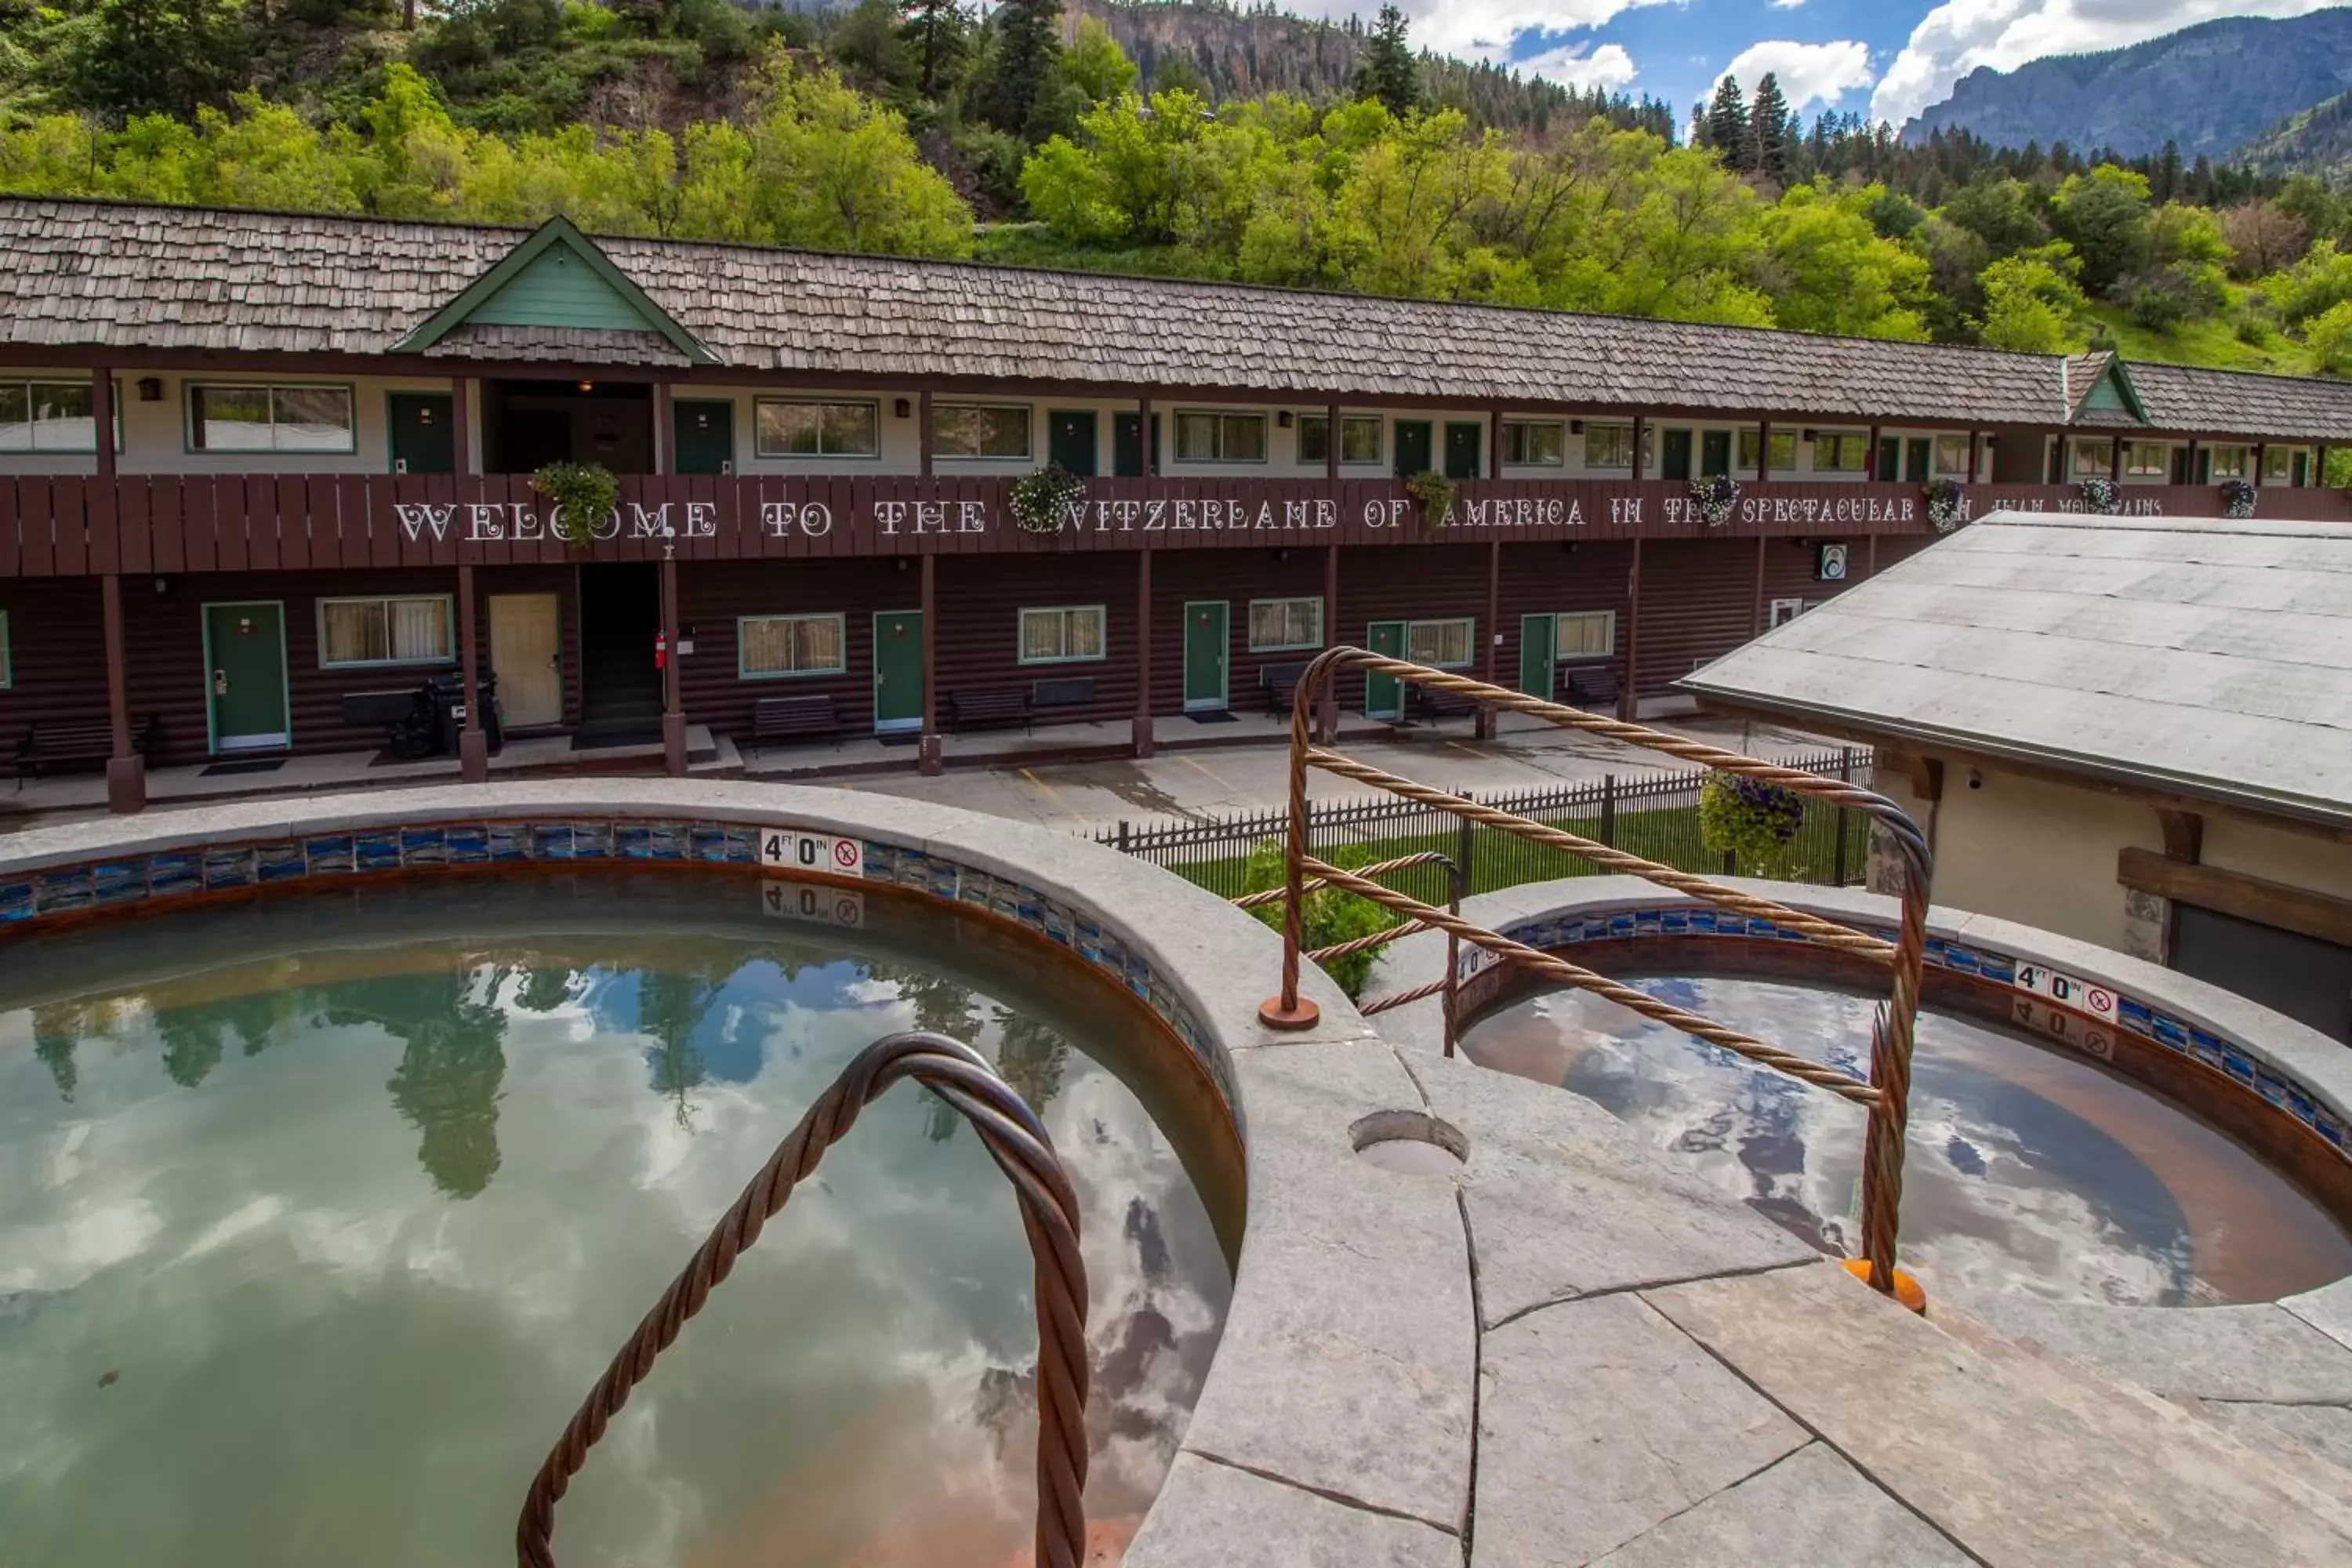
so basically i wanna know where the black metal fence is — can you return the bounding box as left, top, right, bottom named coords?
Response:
left=1097, top=748, right=1875, bottom=904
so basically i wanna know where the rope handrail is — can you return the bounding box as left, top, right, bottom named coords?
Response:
left=1258, top=648, right=1933, bottom=1298
left=1235, top=848, right=1465, bottom=1057
left=515, top=1032, right=1091, bottom=1568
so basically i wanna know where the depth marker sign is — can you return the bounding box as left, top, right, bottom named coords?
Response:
left=759, top=829, right=865, bottom=878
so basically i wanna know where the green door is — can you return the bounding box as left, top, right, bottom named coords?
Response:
left=872, top=610, right=924, bottom=732
left=1443, top=422, right=1483, bottom=480
left=1904, top=437, right=1932, bottom=482
left=1394, top=421, right=1432, bottom=477
left=1113, top=412, right=1158, bottom=476
left=204, top=602, right=289, bottom=752
left=1519, top=614, right=1555, bottom=699
left=1660, top=428, right=1692, bottom=481
left=1700, top=430, right=1732, bottom=478
left=1365, top=619, right=1406, bottom=719
left=1878, top=437, right=1902, bottom=481
left=387, top=392, right=455, bottom=475
left=1048, top=409, right=1098, bottom=476
left=1182, top=601, right=1229, bottom=711
left=673, top=400, right=734, bottom=474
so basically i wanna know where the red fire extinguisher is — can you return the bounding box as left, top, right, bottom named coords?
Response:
left=654, top=630, right=668, bottom=671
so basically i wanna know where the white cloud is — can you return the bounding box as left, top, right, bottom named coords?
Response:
left=1769, top=0, right=1808, bottom=9
left=1520, top=42, right=1640, bottom=93
left=1715, top=39, right=1877, bottom=114
left=1274, top=1, right=1672, bottom=68
left=1870, top=1, right=2339, bottom=129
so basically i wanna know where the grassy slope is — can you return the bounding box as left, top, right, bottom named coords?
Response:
left=2084, top=282, right=2314, bottom=376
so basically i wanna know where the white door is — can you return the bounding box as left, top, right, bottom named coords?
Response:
left=489, top=593, right=563, bottom=728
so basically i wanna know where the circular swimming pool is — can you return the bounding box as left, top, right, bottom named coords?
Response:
left=1464, top=972, right=2352, bottom=1308
left=0, top=871, right=1239, bottom=1568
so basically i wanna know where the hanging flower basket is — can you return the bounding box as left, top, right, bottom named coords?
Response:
left=2074, top=477, right=2122, bottom=516
left=1923, top=477, right=1968, bottom=533
left=1403, top=470, right=1456, bottom=538
left=2220, top=478, right=2257, bottom=520
left=1009, top=463, right=1087, bottom=534
left=532, top=462, right=619, bottom=547
left=1698, top=771, right=1808, bottom=879
left=1687, top=475, right=1741, bottom=528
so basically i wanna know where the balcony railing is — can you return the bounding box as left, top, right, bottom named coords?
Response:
left=0, top=475, right=2344, bottom=576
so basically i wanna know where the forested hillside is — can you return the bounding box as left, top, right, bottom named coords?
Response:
left=3, top=0, right=2352, bottom=380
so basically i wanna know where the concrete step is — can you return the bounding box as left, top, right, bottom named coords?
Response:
left=1638, top=1262, right=2352, bottom=1566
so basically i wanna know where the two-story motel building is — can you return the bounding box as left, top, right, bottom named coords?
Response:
left=2, top=195, right=2350, bottom=811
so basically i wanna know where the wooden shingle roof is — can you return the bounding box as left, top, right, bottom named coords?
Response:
left=2, top=195, right=2349, bottom=437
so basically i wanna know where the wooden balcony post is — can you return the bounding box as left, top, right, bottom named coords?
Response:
left=919, top=389, right=934, bottom=478
left=1140, top=395, right=1155, bottom=477
left=2253, top=442, right=2267, bottom=488
left=920, top=552, right=943, bottom=775
left=1132, top=548, right=1153, bottom=759
left=1756, top=419, right=1771, bottom=482
left=2109, top=437, right=2124, bottom=485
left=1319, top=543, right=1339, bottom=744
left=451, top=376, right=489, bottom=782
left=93, top=367, right=143, bottom=813
left=1621, top=538, right=1642, bottom=721
left=1866, top=423, right=1883, bottom=480
left=1632, top=415, right=1648, bottom=480
left=1325, top=401, right=1339, bottom=482
left=1477, top=539, right=1499, bottom=740
left=659, top=555, right=687, bottom=777
left=2318, top=443, right=2332, bottom=488
left=652, top=380, right=673, bottom=476
left=1966, top=428, right=1983, bottom=483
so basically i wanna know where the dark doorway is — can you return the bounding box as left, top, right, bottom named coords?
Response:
left=673, top=400, right=734, bottom=474
left=1660, top=428, right=1693, bottom=481
left=1443, top=422, right=1483, bottom=480
left=1395, top=420, right=1433, bottom=477
left=1113, top=412, right=1158, bottom=476
left=1049, top=409, right=1098, bottom=475
left=388, top=392, right=456, bottom=474
left=485, top=380, right=655, bottom=474
left=1904, top=437, right=1932, bottom=482
left=2173, top=905, right=2352, bottom=1047
left=1700, top=430, right=1733, bottom=478
left=577, top=563, right=663, bottom=739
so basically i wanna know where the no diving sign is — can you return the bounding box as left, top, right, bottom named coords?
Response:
left=2013, top=963, right=2116, bottom=1024
left=759, top=828, right=865, bottom=878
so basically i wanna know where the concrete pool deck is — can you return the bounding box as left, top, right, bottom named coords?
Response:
left=5, top=789, right=2352, bottom=1564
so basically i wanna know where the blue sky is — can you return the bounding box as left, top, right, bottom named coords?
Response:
left=1283, top=2, right=2343, bottom=135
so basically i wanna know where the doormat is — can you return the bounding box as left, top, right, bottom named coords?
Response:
left=200, top=758, right=287, bottom=778
left=875, top=733, right=920, bottom=748
left=1186, top=711, right=1240, bottom=724
left=572, top=729, right=662, bottom=752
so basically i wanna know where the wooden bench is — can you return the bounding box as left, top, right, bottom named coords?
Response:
left=14, top=716, right=158, bottom=788
left=1031, top=675, right=1096, bottom=710
left=1562, top=663, right=1622, bottom=712
left=1260, top=661, right=1312, bottom=717
left=947, top=689, right=1033, bottom=734
left=748, top=694, right=844, bottom=754
left=1415, top=685, right=1479, bottom=724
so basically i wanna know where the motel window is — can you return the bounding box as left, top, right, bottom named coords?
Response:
left=1500, top=422, right=1565, bottom=467
left=1735, top=430, right=1797, bottom=473
left=2124, top=441, right=2169, bottom=477
left=2265, top=446, right=2302, bottom=483
left=1018, top=604, right=1106, bottom=664
left=1248, top=597, right=1324, bottom=652
left=2072, top=439, right=2117, bottom=477
left=755, top=399, right=879, bottom=458
left=0, top=609, right=9, bottom=688
left=1174, top=410, right=1268, bottom=463
left=739, top=613, right=846, bottom=678
left=0, top=380, right=121, bottom=452
left=1553, top=610, right=1617, bottom=660
left=1407, top=618, right=1473, bottom=668
left=931, top=403, right=1032, bottom=460
left=1298, top=413, right=1382, bottom=465
left=1933, top=433, right=1973, bottom=477
left=189, top=383, right=357, bottom=452
left=318, top=595, right=452, bottom=669
left=1583, top=423, right=1634, bottom=470
left=1813, top=431, right=1870, bottom=472
left=2207, top=445, right=2248, bottom=479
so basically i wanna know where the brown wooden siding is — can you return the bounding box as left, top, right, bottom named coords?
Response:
left=675, top=558, right=907, bottom=736
left=1631, top=539, right=1759, bottom=700
left=934, top=554, right=1139, bottom=729
left=0, top=576, right=106, bottom=751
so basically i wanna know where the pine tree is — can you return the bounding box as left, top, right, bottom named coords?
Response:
left=1704, top=75, right=1751, bottom=171
left=2154, top=138, right=2183, bottom=203
left=976, top=0, right=1064, bottom=137
left=1353, top=3, right=1421, bottom=119
left=898, top=0, right=970, bottom=100
left=1748, top=72, right=1791, bottom=183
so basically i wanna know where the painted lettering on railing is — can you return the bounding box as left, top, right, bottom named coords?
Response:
left=449, top=500, right=721, bottom=542
left=394, top=503, right=458, bottom=542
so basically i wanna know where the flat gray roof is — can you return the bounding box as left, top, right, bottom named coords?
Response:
left=1679, top=512, right=2352, bottom=826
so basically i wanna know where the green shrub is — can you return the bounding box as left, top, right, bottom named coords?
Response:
left=1239, top=840, right=1403, bottom=1001
left=1698, top=771, right=1806, bottom=880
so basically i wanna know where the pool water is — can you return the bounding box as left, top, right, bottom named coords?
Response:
left=1464, top=974, right=2352, bottom=1307
left=0, top=873, right=1236, bottom=1568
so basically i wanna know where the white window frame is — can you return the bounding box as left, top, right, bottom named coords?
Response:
left=1933, top=433, right=1973, bottom=477
left=1813, top=431, right=1870, bottom=472
left=1017, top=604, right=1107, bottom=665
left=1174, top=409, right=1269, bottom=464
left=1736, top=429, right=1797, bottom=474
left=1247, top=596, right=1325, bottom=652
left=316, top=593, right=455, bottom=670
left=737, top=612, right=848, bottom=679
left=1406, top=617, right=1474, bottom=669
left=1500, top=421, right=1565, bottom=468
left=1552, top=609, right=1617, bottom=660
left=1768, top=597, right=1806, bottom=628
left=0, top=379, right=123, bottom=453
left=1583, top=423, right=1635, bottom=470
left=2072, top=438, right=2117, bottom=477
left=2207, top=445, right=2249, bottom=479
left=1295, top=412, right=1383, bottom=466
left=2264, top=445, right=2302, bottom=483
left=931, top=401, right=1033, bottom=461
left=2123, top=441, right=2169, bottom=477
left=187, top=382, right=358, bottom=454
left=753, top=398, right=880, bottom=459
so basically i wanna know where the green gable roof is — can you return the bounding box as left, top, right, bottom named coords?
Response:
left=394, top=216, right=713, bottom=364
